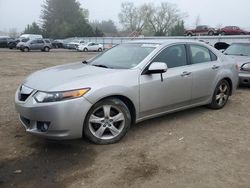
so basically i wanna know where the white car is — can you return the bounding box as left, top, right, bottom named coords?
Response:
left=66, top=40, right=85, bottom=49
left=77, top=42, right=104, bottom=52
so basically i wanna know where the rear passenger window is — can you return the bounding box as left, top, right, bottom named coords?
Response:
left=37, top=40, right=44, bottom=44
left=190, top=45, right=212, bottom=64
left=153, top=45, right=187, bottom=68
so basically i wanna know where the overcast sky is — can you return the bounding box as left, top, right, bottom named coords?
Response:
left=0, top=0, right=250, bottom=32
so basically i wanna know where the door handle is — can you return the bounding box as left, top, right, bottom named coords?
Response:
left=181, top=71, right=192, bottom=77
left=212, top=65, right=220, bottom=70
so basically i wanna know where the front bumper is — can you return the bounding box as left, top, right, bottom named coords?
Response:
left=15, top=88, right=93, bottom=140
left=239, top=72, right=250, bottom=85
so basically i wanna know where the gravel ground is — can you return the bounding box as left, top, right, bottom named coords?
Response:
left=0, top=49, right=249, bottom=188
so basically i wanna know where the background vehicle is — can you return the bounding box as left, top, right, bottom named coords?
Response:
left=77, top=42, right=104, bottom=52
left=219, top=26, right=249, bottom=35
left=52, top=39, right=64, bottom=48
left=20, top=39, right=52, bottom=52
left=15, top=40, right=238, bottom=144
left=13, top=34, right=43, bottom=49
left=66, top=40, right=85, bottom=49
left=0, top=36, right=14, bottom=48
left=224, top=42, right=250, bottom=85
left=185, top=25, right=218, bottom=36
left=19, top=34, right=43, bottom=39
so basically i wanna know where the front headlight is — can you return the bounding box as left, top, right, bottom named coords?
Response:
left=34, top=88, right=90, bottom=103
left=241, top=63, right=250, bottom=71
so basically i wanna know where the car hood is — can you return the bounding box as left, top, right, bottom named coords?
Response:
left=227, top=55, right=250, bottom=66
left=23, top=62, right=126, bottom=91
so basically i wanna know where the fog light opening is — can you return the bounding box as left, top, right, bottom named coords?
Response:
left=37, top=122, right=50, bottom=132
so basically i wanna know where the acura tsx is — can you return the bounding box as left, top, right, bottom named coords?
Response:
left=15, top=40, right=238, bottom=144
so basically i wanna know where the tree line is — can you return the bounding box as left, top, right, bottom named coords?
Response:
left=23, top=0, right=185, bottom=38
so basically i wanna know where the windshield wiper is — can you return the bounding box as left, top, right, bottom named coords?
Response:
left=92, top=64, right=110, bottom=69
left=82, top=60, right=88, bottom=64
left=224, top=53, right=249, bottom=56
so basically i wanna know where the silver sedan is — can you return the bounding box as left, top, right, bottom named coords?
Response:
left=15, top=40, right=239, bottom=144
left=224, top=42, right=250, bottom=85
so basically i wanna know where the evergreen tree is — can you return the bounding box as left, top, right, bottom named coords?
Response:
left=41, top=0, right=94, bottom=38
left=169, top=20, right=185, bottom=36
left=23, top=22, right=43, bottom=35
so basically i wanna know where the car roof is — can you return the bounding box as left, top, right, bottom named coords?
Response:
left=231, top=42, right=250, bottom=45
left=127, top=39, right=207, bottom=46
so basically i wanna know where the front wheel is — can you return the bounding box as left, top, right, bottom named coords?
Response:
left=208, top=80, right=230, bottom=109
left=83, top=48, right=88, bottom=52
left=98, top=48, right=103, bottom=52
left=44, top=47, right=50, bottom=52
left=83, top=98, right=131, bottom=144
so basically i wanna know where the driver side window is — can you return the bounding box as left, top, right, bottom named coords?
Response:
left=152, top=44, right=187, bottom=68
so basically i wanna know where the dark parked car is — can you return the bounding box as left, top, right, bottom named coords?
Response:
left=219, top=26, right=249, bottom=35
left=8, top=38, right=29, bottom=49
left=185, top=25, right=218, bottom=36
left=52, top=39, right=64, bottom=48
left=20, top=39, right=52, bottom=52
left=0, top=36, right=14, bottom=48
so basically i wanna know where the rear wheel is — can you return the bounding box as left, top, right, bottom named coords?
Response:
left=23, top=47, right=29, bottom=52
left=83, top=98, right=131, bottom=144
left=208, top=31, right=214, bottom=36
left=208, top=80, right=230, bottom=109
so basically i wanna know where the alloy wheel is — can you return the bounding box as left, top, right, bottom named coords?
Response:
left=88, top=105, right=125, bottom=140
left=215, top=83, right=229, bottom=107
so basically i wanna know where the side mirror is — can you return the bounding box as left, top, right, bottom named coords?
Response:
left=241, top=63, right=250, bottom=71
left=147, top=62, right=168, bottom=74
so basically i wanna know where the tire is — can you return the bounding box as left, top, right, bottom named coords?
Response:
left=84, top=48, right=88, bottom=52
left=23, top=47, right=29, bottom=52
left=98, top=48, right=103, bottom=52
left=44, top=47, right=50, bottom=52
left=187, top=33, right=192, bottom=37
left=83, top=98, right=131, bottom=145
left=220, top=31, right=226, bottom=35
left=208, top=79, right=231, bottom=109
left=208, top=31, right=214, bottom=36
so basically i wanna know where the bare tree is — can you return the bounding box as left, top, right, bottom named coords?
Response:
left=144, top=2, right=183, bottom=36
left=118, top=2, right=146, bottom=33
left=8, top=28, right=19, bottom=38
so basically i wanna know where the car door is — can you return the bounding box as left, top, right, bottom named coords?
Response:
left=37, top=39, right=45, bottom=50
left=93, top=43, right=99, bottom=51
left=139, top=44, right=193, bottom=118
left=187, top=44, right=219, bottom=103
left=88, top=43, right=95, bottom=51
left=29, top=40, right=38, bottom=50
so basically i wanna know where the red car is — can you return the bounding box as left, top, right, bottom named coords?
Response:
left=185, top=25, right=218, bottom=36
left=219, top=26, right=249, bottom=35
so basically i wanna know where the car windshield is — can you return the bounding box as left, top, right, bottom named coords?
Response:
left=88, top=43, right=157, bottom=69
left=224, top=43, right=250, bottom=56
